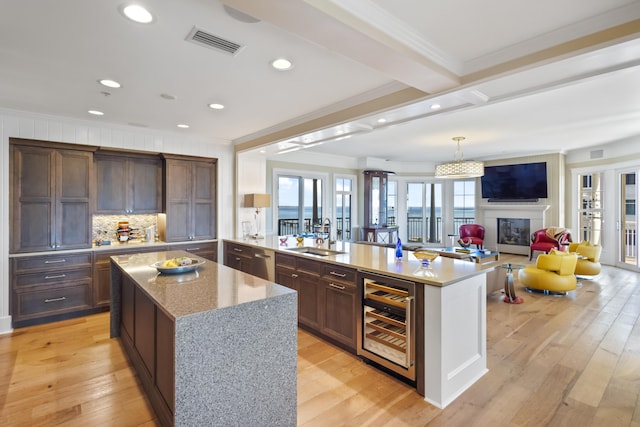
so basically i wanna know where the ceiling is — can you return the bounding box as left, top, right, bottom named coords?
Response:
left=1, top=0, right=639, bottom=165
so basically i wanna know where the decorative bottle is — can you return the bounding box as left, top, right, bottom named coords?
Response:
left=395, top=238, right=403, bottom=261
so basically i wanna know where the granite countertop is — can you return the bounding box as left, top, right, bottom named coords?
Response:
left=225, top=236, right=493, bottom=287
left=111, top=249, right=293, bottom=319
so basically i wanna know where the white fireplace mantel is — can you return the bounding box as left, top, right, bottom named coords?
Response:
left=480, top=204, right=550, bottom=255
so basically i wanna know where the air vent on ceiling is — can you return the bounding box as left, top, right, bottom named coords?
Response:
left=590, top=149, right=604, bottom=159
left=186, top=26, right=243, bottom=56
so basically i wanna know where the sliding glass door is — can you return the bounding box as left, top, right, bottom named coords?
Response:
left=406, top=182, right=442, bottom=244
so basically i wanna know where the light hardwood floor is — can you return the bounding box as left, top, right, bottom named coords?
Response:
left=2, top=254, right=640, bottom=426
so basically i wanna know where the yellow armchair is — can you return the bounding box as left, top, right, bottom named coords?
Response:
left=518, top=249, right=578, bottom=294
left=568, top=241, right=602, bottom=276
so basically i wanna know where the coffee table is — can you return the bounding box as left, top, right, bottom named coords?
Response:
left=435, top=247, right=500, bottom=264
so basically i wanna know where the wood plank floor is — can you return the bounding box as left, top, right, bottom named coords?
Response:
left=2, top=254, right=640, bottom=426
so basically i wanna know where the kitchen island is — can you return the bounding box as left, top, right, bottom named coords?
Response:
left=226, top=237, right=494, bottom=409
left=110, top=250, right=297, bottom=427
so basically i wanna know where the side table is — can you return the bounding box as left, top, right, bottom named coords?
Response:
left=502, top=263, right=525, bottom=304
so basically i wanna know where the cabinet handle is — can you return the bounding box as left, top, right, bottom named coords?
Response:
left=254, top=254, right=271, bottom=259
left=44, top=296, right=67, bottom=303
left=235, top=257, right=241, bottom=261
left=329, top=271, right=346, bottom=278
left=44, top=259, right=66, bottom=264
left=233, top=248, right=244, bottom=253
left=45, top=274, right=66, bottom=280
left=329, top=283, right=345, bottom=290
left=186, top=247, right=200, bottom=251
left=291, top=273, right=298, bottom=278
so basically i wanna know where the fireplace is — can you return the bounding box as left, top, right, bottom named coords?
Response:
left=498, top=218, right=530, bottom=247
left=481, top=204, right=549, bottom=255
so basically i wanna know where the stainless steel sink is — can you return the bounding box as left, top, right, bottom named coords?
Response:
left=284, top=246, right=346, bottom=256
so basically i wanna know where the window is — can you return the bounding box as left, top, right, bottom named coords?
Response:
left=335, top=177, right=353, bottom=241
left=406, top=182, right=442, bottom=244
left=387, top=180, right=397, bottom=226
left=277, top=175, right=323, bottom=236
left=578, top=173, right=602, bottom=245
left=453, top=180, right=476, bottom=231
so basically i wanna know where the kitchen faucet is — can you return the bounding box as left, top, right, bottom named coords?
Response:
left=315, top=217, right=334, bottom=248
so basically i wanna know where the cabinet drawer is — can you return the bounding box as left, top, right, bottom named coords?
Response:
left=15, top=283, right=91, bottom=317
left=275, top=253, right=297, bottom=270
left=15, top=267, right=92, bottom=288
left=14, top=253, right=92, bottom=272
left=323, top=264, right=356, bottom=284
left=226, top=243, right=254, bottom=257
left=297, top=258, right=322, bottom=276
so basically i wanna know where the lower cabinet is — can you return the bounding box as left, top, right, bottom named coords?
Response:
left=11, top=252, right=94, bottom=328
left=275, top=253, right=357, bottom=351
left=118, top=274, right=174, bottom=426
left=319, top=264, right=358, bottom=349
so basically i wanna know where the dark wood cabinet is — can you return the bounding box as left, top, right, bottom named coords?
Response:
left=275, top=253, right=322, bottom=330
left=10, top=140, right=94, bottom=253
left=275, top=252, right=357, bottom=351
left=95, top=152, right=162, bottom=214
left=167, top=241, right=218, bottom=262
left=223, top=241, right=254, bottom=274
left=319, top=264, right=357, bottom=350
left=162, top=156, right=216, bottom=242
left=115, top=268, right=174, bottom=425
left=10, top=252, right=94, bottom=327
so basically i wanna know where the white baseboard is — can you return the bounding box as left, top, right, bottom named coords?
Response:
left=0, top=315, right=13, bottom=335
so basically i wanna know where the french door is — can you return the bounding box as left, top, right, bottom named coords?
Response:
left=619, top=170, right=638, bottom=268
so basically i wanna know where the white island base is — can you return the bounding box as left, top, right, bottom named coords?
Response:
left=423, top=274, right=488, bottom=408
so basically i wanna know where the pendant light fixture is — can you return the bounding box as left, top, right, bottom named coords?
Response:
left=435, top=137, right=484, bottom=179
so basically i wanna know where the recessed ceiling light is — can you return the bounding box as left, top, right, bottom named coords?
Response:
left=88, top=110, right=104, bottom=116
left=431, top=103, right=441, bottom=110
left=177, top=124, right=190, bottom=129
left=271, top=58, right=293, bottom=71
left=377, top=118, right=387, bottom=123
left=99, top=79, right=121, bottom=88
left=208, top=103, right=225, bottom=110
left=120, top=4, right=154, bottom=24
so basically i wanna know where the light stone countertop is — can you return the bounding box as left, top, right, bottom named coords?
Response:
left=225, top=236, right=494, bottom=287
left=9, top=239, right=218, bottom=257
left=110, top=249, right=293, bottom=319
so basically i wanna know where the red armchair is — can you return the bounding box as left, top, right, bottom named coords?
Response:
left=459, top=224, right=485, bottom=249
left=530, top=228, right=572, bottom=260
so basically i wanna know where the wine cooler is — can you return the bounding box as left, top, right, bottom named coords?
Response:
left=358, top=272, right=415, bottom=381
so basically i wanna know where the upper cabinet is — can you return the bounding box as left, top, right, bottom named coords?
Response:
left=10, top=139, right=95, bottom=253
left=94, top=152, right=162, bottom=214
left=161, top=155, right=217, bottom=242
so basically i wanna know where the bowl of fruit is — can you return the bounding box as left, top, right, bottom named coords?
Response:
left=152, top=256, right=205, bottom=274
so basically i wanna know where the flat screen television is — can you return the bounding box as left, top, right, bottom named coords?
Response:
left=481, top=161, right=548, bottom=200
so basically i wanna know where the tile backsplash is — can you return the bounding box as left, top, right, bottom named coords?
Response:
left=92, top=214, right=158, bottom=243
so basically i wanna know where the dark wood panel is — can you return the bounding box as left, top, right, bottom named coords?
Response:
left=134, top=287, right=156, bottom=379
left=320, top=280, right=357, bottom=350
left=155, top=308, right=175, bottom=414
left=121, top=276, right=135, bottom=341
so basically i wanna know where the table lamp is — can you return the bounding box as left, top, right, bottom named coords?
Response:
left=244, top=193, right=271, bottom=239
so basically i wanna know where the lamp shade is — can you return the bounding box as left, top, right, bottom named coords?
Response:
left=435, top=160, right=484, bottom=179
left=244, top=193, right=271, bottom=208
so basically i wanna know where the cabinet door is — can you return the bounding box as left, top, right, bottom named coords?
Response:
left=121, top=276, right=135, bottom=342
left=95, top=155, right=128, bottom=213
left=164, top=159, right=192, bottom=242
left=134, top=287, right=156, bottom=379
left=320, top=280, right=357, bottom=350
left=56, top=149, right=92, bottom=250
left=297, top=273, right=320, bottom=329
left=10, top=145, right=55, bottom=252
left=129, top=157, right=162, bottom=213
left=192, top=161, right=216, bottom=240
